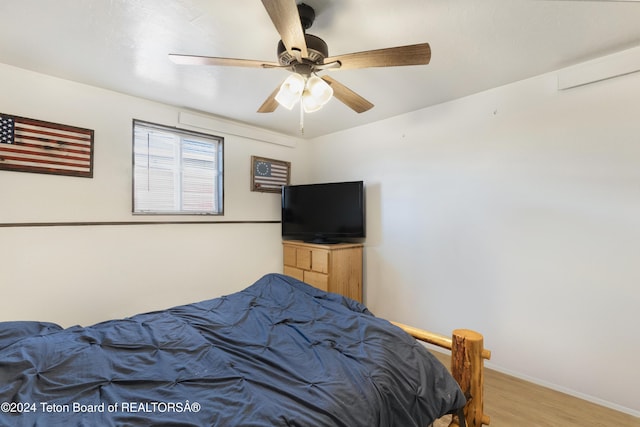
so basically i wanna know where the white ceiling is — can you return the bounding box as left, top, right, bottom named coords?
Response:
left=1, top=0, right=640, bottom=139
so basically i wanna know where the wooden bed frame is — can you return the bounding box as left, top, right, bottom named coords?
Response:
left=392, top=322, right=492, bottom=427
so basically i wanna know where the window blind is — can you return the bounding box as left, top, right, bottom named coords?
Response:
left=133, top=121, right=223, bottom=215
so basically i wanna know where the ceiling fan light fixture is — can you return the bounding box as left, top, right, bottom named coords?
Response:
left=276, top=73, right=334, bottom=113
left=301, top=90, right=323, bottom=113
left=306, top=75, right=333, bottom=105
left=302, top=77, right=333, bottom=113
left=275, top=73, right=305, bottom=110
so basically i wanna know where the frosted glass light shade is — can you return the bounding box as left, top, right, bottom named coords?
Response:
left=302, top=76, right=333, bottom=113
left=301, top=90, right=322, bottom=112
left=275, top=73, right=305, bottom=110
left=275, top=73, right=333, bottom=113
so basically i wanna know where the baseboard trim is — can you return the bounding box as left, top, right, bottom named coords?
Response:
left=486, top=362, right=639, bottom=417
left=426, top=345, right=639, bottom=418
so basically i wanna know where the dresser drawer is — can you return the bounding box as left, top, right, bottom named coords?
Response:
left=283, top=245, right=297, bottom=267
left=295, top=248, right=312, bottom=269
left=304, top=270, right=329, bottom=292
left=283, top=265, right=304, bottom=281
left=310, top=249, right=328, bottom=273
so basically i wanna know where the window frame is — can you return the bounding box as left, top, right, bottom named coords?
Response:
left=132, top=119, right=224, bottom=216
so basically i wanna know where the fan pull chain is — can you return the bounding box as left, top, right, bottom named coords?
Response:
left=299, top=99, right=305, bottom=135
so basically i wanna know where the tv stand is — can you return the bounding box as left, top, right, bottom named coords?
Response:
left=283, top=240, right=363, bottom=302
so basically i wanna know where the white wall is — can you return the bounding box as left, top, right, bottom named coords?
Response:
left=308, top=67, right=640, bottom=414
left=0, top=63, right=310, bottom=326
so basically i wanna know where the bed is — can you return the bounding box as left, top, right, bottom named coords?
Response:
left=0, top=273, right=488, bottom=426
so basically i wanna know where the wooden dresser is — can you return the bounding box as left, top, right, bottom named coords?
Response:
left=282, top=240, right=363, bottom=302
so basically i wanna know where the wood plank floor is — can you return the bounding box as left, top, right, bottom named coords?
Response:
left=430, top=351, right=640, bottom=427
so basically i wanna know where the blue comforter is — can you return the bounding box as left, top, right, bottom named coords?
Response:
left=0, top=273, right=464, bottom=426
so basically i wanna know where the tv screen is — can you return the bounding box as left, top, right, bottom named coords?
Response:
left=281, top=181, right=365, bottom=243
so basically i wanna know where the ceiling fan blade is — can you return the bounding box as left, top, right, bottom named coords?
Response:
left=324, top=43, right=431, bottom=70
left=169, top=53, right=280, bottom=68
left=261, top=0, right=308, bottom=58
left=257, top=84, right=281, bottom=113
left=321, top=76, right=374, bottom=113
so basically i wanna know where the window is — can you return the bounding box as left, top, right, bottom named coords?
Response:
left=133, top=120, right=223, bottom=215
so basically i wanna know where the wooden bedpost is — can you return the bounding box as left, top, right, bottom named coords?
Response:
left=449, top=329, right=491, bottom=427
left=389, top=322, right=491, bottom=427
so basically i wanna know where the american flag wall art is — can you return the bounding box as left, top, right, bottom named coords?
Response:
left=0, top=113, right=94, bottom=178
left=251, top=156, right=290, bottom=193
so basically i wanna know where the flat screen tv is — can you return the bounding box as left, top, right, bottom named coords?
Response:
left=281, top=181, right=365, bottom=243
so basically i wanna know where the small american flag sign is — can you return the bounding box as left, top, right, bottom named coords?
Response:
left=251, top=156, right=290, bottom=193
left=0, top=113, right=94, bottom=178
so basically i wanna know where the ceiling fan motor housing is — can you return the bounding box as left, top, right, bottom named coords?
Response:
left=277, top=34, right=328, bottom=70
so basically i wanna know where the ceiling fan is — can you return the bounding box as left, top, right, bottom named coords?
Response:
left=169, top=0, right=431, bottom=116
